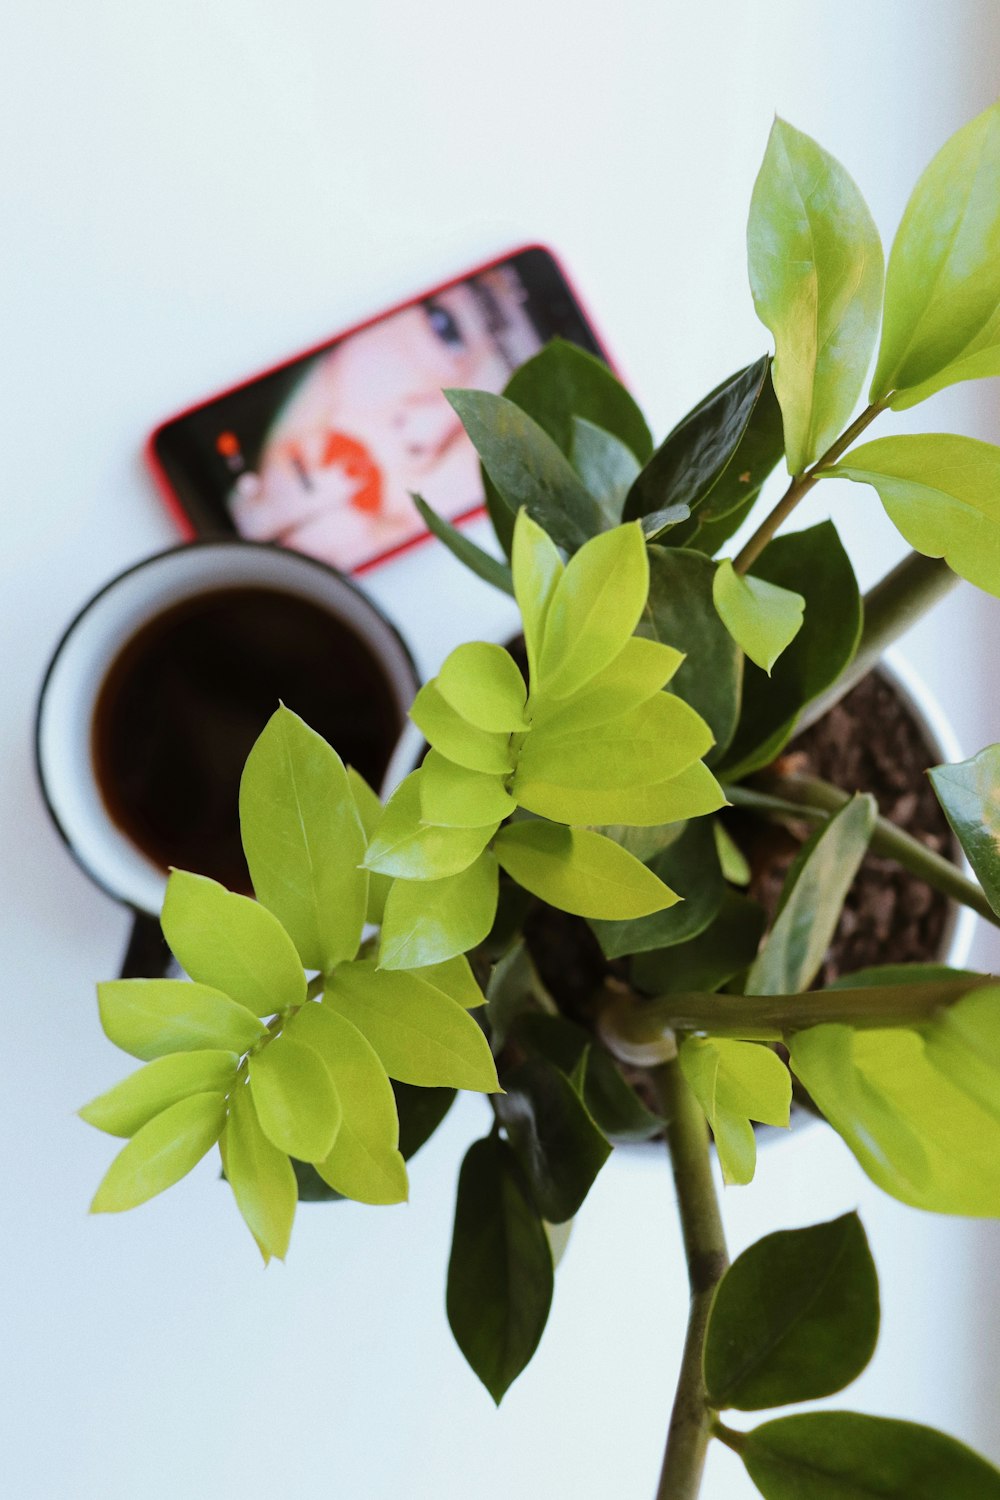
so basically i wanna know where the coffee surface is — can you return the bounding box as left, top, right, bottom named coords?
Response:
left=92, top=585, right=399, bottom=893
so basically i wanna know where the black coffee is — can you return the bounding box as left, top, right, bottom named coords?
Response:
left=92, top=586, right=400, bottom=894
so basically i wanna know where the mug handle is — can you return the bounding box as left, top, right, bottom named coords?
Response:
left=120, top=910, right=173, bottom=980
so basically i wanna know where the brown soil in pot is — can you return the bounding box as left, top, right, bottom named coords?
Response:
left=521, top=669, right=956, bottom=1022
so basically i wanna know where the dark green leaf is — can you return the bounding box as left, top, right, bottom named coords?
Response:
left=705, top=1213, right=879, bottom=1411
left=591, top=817, right=725, bottom=959
left=740, top=1412, right=1000, bottom=1499
left=511, top=1011, right=663, bottom=1142
left=720, top=522, right=862, bottom=778
left=412, top=494, right=514, bottom=595
left=447, top=389, right=605, bottom=553
left=570, top=417, right=642, bottom=524
left=499, top=338, right=653, bottom=468
left=495, top=1057, right=611, bottom=1222
left=486, top=940, right=555, bottom=1051
left=631, top=891, right=765, bottom=995
left=746, top=794, right=876, bottom=995
left=640, top=546, right=743, bottom=763
left=639, top=503, right=693, bottom=541
left=624, top=356, right=772, bottom=529
left=446, top=1135, right=554, bottom=1403
left=748, top=118, right=883, bottom=473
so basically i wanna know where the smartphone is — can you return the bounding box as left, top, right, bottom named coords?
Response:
left=147, top=246, right=611, bottom=575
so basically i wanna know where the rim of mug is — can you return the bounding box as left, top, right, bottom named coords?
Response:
left=34, top=537, right=421, bottom=915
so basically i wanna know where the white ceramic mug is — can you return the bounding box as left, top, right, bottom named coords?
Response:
left=35, top=540, right=420, bottom=970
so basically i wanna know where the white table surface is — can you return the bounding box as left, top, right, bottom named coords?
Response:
left=4, top=3, right=1000, bottom=1496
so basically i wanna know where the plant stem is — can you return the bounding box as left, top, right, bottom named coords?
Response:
left=732, top=401, right=886, bottom=574
left=655, top=1059, right=729, bottom=1500
left=732, top=772, right=1000, bottom=930
left=795, top=552, right=959, bottom=735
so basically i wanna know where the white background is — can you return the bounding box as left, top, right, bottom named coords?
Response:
left=4, top=3, right=1000, bottom=1496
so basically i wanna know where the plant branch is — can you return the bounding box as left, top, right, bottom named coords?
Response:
left=732, top=400, right=886, bottom=574
left=655, top=1059, right=729, bottom=1500
left=732, top=772, right=1000, bottom=930
left=795, top=552, right=959, bottom=735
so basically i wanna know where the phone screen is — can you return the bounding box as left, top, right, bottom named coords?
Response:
left=149, top=246, right=607, bottom=573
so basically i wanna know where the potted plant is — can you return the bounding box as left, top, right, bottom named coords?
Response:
left=79, top=102, right=1000, bottom=1499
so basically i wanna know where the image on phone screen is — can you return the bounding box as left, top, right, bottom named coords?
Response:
left=148, top=246, right=607, bottom=573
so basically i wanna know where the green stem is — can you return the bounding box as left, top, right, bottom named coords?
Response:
left=734, top=772, right=1000, bottom=930
left=795, top=552, right=959, bottom=735
left=710, top=1420, right=747, bottom=1456
left=732, top=401, right=886, bottom=574
left=656, top=1059, right=729, bottom=1500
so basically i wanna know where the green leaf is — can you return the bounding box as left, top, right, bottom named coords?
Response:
left=495, top=1057, right=611, bottom=1223
left=930, top=746, right=1000, bottom=916
left=535, top=522, right=649, bottom=699
left=823, top=434, right=1000, bottom=598
left=871, top=101, right=1000, bottom=408
left=80, top=1050, right=239, bottom=1137
left=624, top=355, right=774, bottom=526
left=436, top=642, right=528, bottom=733
left=97, top=979, right=267, bottom=1061
left=787, top=990, right=1000, bottom=1215
left=679, top=1036, right=790, bottom=1185
left=495, top=822, right=678, bottom=921
left=514, top=757, right=726, bottom=829
left=394, top=1080, right=456, bottom=1160
left=377, top=851, right=499, bottom=969
left=704, top=1213, right=879, bottom=1411
left=248, top=1035, right=342, bottom=1162
left=446, top=1135, right=554, bottom=1404
left=447, top=389, right=605, bottom=554
left=740, top=1412, right=1000, bottom=1499
left=90, top=1092, right=227, bottom=1212
left=287, top=1004, right=407, bottom=1205
left=639, top=503, right=694, bottom=541
left=411, top=494, right=514, bottom=595
left=221, top=1080, right=297, bottom=1261
left=418, top=954, right=486, bottom=1009
left=748, top=118, right=883, bottom=474
left=714, top=822, right=751, bottom=885
left=631, top=891, right=765, bottom=995
left=239, top=706, right=368, bottom=971
left=511, top=508, right=564, bottom=684
left=418, top=750, right=517, bottom=828
left=409, top=682, right=515, bottom=774
left=346, top=766, right=392, bottom=925
left=641, top=546, right=743, bottom=763
left=363, top=771, right=498, bottom=880
left=720, top=521, right=862, bottom=778
left=325, top=959, right=499, bottom=1092
left=498, top=338, right=653, bottom=465
left=161, top=869, right=305, bottom=1017
left=713, top=559, right=805, bottom=675
left=511, top=1011, right=663, bottom=1143
left=516, top=690, right=714, bottom=795
left=570, top=417, right=642, bottom=524
left=486, top=940, right=555, bottom=1051
left=591, top=816, right=725, bottom=959
left=531, top=635, right=683, bottom=736
left=746, top=794, right=877, bottom=996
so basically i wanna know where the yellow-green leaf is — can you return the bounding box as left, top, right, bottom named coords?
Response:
left=516, top=690, right=714, bottom=794
left=418, top=954, right=486, bottom=1008
left=530, top=636, right=683, bottom=736
left=823, top=433, right=1000, bottom=599
left=680, top=1037, right=791, bottom=1185
left=287, top=1004, right=408, bottom=1205
left=494, top=822, right=678, bottom=920
left=248, top=1035, right=342, bottom=1162
left=161, top=870, right=305, bottom=1017
left=378, top=852, right=499, bottom=970
left=90, top=1092, right=227, bottom=1212
left=536, top=522, right=649, bottom=700
left=871, top=101, right=1000, bottom=408
left=98, top=979, right=267, bottom=1061
left=436, top=642, right=528, bottom=732
left=346, top=765, right=392, bottom=924
left=325, top=960, right=500, bottom=1092
left=363, top=770, right=498, bottom=879
left=222, top=1080, right=297, bottom=1261
left=419, top=750, right=517, bottom=828
left=239, top=706, right=368, bottom=971
left=409, top=682, right=514, bottom=774
left=748, top=118, right=883, bottom=473
left=712, top=559, right=805, bottom=674
left=514, top=758, right=726, bottom=829
left=511, top=508, right=564, bottom=684
left=80, top=1050, right=238, bottom=1137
